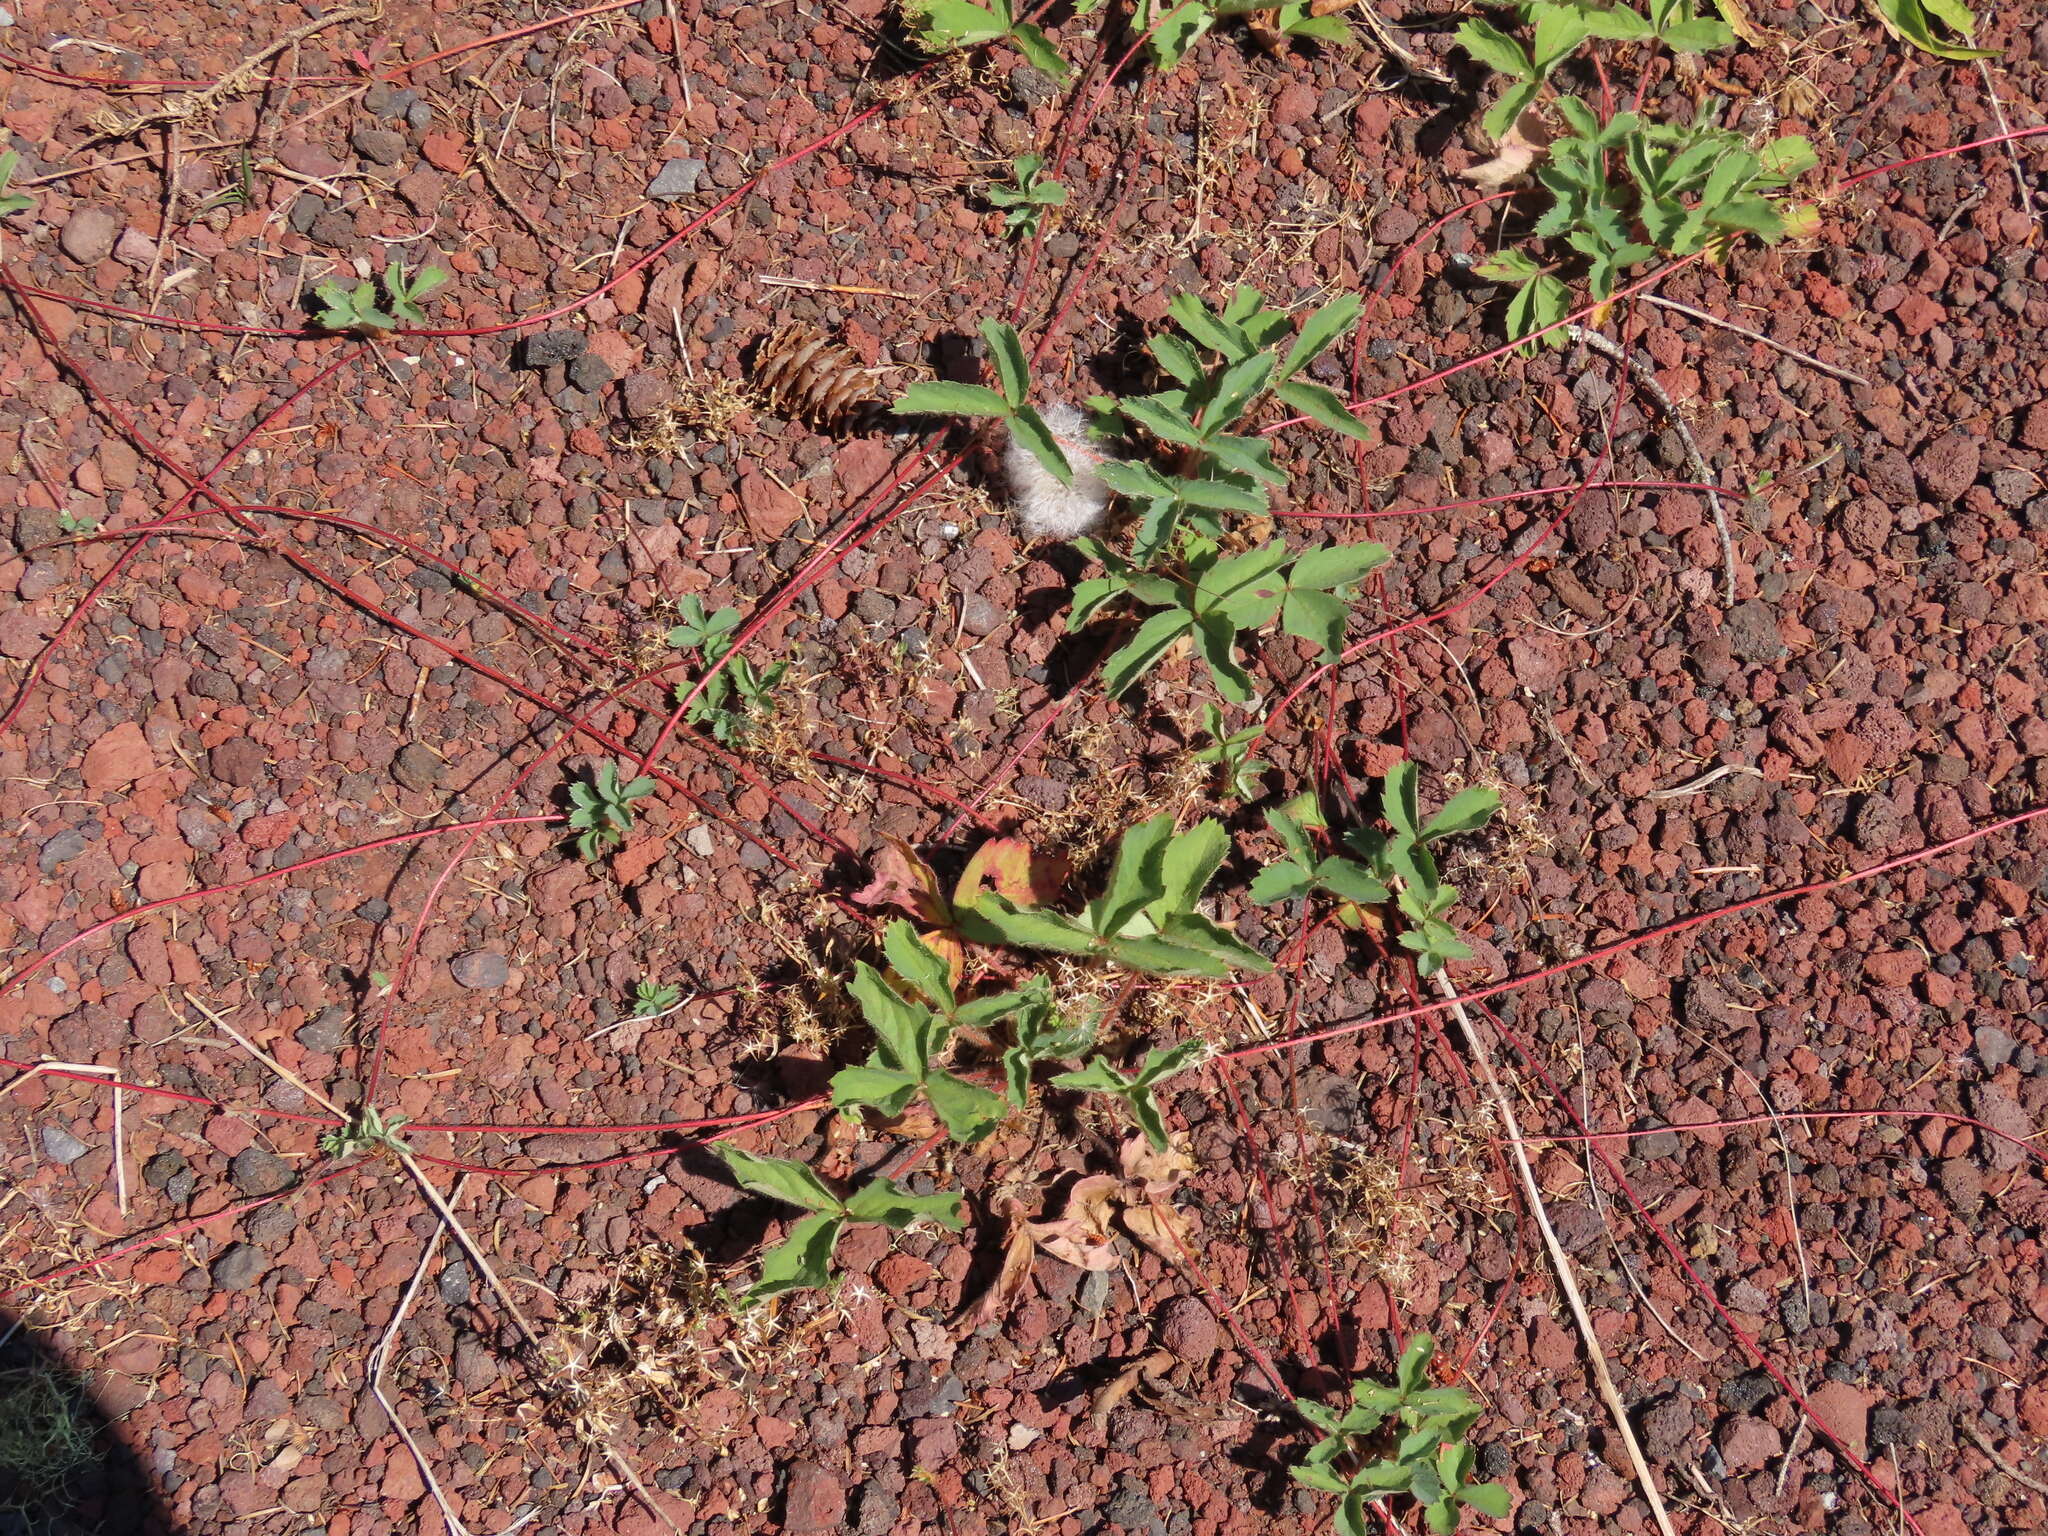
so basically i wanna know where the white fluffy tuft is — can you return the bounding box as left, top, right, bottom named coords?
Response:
left=1007, top=403, right=1111, bottom=542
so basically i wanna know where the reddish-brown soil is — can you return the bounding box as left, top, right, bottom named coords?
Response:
left=2, top=2, right=2047, bottom=1534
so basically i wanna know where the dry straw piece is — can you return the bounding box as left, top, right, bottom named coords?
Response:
left=751, top=325, right=884, bottom=433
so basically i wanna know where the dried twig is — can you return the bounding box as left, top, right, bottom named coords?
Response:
left=368, top=1191, right=479, bottom=1536
left=1640, top=292, right=1872, bottom=389
left=1961, top=1421, right=2048, bottom=1498
left=1974, top=61, right=2040, bottom=239
left=1570, top=322, right=1737, bottom=606
left=1436, top=973, right=1680, bottom=1536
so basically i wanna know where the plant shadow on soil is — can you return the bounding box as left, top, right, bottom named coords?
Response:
left=0, top=1317, right=170, bottom=1536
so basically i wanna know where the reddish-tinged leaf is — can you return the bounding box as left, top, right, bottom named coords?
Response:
left=967, top=1220, right=1038, bottom=1328
left=850, top=835, right=951, bottom=925
left=956, top=836, right=1070, bottom=909
left=1119, top=1132, right=1196, bottom=1197
left=1026, top=1173, right=1122, bottom=1271
left=922, top=929, right=968, bottom=993
left=1122, top=1197, right=1197, bottom=1266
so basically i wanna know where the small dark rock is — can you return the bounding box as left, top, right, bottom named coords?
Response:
left=392, top=742, right=445, bottom=792
left=521, top=330, right=586, bottom=368
left=567, top=353, right=614, bottom=392
left=958, top=594, right=1005, bottom=637
left=229, top=1145, right=295, bottom=1197
left=452, top=951, right=511, bottom=989
left=1721, top=1369, right=1777, bottom=1413
left=297, top=1007, right=349, bottom=1053
left=210, top=1243, right=265, bottom=1291
left=142, top=1150, right=188, bottom=1190
left=350, top=125, right=407, bottom=165
left=1722, top=599, right=1786, bottom=664
left=1974, top=1025, right=2016, bottom=1070
left=39, top=828, right=89, bottom=874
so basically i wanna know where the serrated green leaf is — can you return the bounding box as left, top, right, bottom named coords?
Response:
left=1481, top=79, right=1545, bottom=144
left=893, top=380, right=1012, bottom=418
left=1102, top=607, right=1195, bottom=699
left=1421, top=786, right=1500, bottom=842
left=848, top=960, right=931, bottom=1069
left=1168, top=291, right=1250, bottom=357
left=1274, top=378, right=1374, bottom=443
left=843, top=1177, right=966, bottom=1229
left=1105, top=932, right=1234, bottom=976
left=1094, top=814, right=1173, bottom=936
left=1281, top=587, right=1350, bottom=661
left=1249, top=860, right=1312, bottom=904
left=1454, top=18, right=1534, bottom=78
left=1008, top=20, right=1071, bottom=78
left=882, top=919, right=954, bottom=1010
left=1158, top=911, right=1271, bottom=972
left=1313, top=856, right=1388, bottom=905
left=908, top=0, right=1009, bottom=43
left=1290, top=540, right=1390, bottom=592
left=1119, top=394, right=1206, bottom=447
left=1203, top=431, right=1286, bottom=486
left=745, top=1210, right=844, bottom=1300
left=1459, top=1481, right=1511, bottom=1517
left=981, top=318, right=1032, bottom=407
left=1148, top=331, right=1205, bottom=385
left=1204, top=350, right=1277, bottom=433
left=925, top=1071, right=1010, bottom=1143
left=1659, top=15, right=1734, bottom=48
left=715, top=1145, right=846, bottom=1214
left=831, top=1063, right=923, bottom=1116
left=1155, top=819, right=1227, bottom=920
left=1009, top=404, right=1075, bottom=487
left=959, top=894, right=1100, bottom=954
left=1175, top=472, right=1267, bottom=512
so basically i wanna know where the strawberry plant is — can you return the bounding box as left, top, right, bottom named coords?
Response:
left=987, top=153, right=1067, bottom=239
left=893, top=318, right=1074, bottom=492
left=1291, top=1335, right=1511, bottom=1535
left=1051, top=1040, right=1205, bottom=1152
left=1069, top=534, right=1389, bottom=704
left=312, top=261, right=449, bottom=335
left=713, top=1146, right=964, bottom=1303
left=629, top=979, right=682, bottom=1018
left=567, top=760, right=656, bottom=861
left=1115, top=0, right=1354, bottom=68
left=667, top=595, right=789, bottom=746
left=961, top=812, right=1271, bottom=977
left=1091, top=287, right=1371, bottom=563
left=1251, top=763, right=1500, bottom=977
left=1456, top=4, right=1817, bottom=347
left=828, top=922, right=1028, bottom=1144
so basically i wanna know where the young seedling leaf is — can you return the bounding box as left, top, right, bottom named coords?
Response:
left=715, top=1145, right=846, bottom=1213
left=892, top=380, right=1012, bottom=417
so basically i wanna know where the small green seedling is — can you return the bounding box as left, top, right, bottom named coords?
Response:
left=631, top=980, right=682, bottom=1018
left=1072, top=534, right=1389, bottom=704
left=829, top=922, right=1017, bottom=1145
left=1051, top=1040, right=1204, bottom=1152
left=893, top=318, right=1074, bottom=491
left=1191, top=704, right=1270, bottom=800
left=56, top=510, right=100, bottom=536
left=0, top=1365, right=98, bottom=1512
left=312, top=261, right=449, bottom=335
left=1292, top=1334, right=1511, bottom=1535
left=714, top=1144, right=964, bottom=1303
left=1252, top=763, right=1499, bottom=976
left=0, top=151, right=35, bottom=218
left=567, top=760, right=656, bottom=861
left=901, top=0, right=1069, bottom=78
left=999, top=984, right=1099, bottom=1109
left=320, top=1104, right=410, bottom=1159
left=987, top=153, right=1067, bottom=240
left=667, top=596, right=789, bottom=746
left=961, top=812, right=1271, bottom=977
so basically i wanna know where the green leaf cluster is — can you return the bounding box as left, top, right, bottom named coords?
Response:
left=901, top=0, right=1069, bottom=78
left=1093, top=287, right=1370, bottom=564
left=960, top=813, right=1272, bottom=977
left=567, top=760, right=656, bottom=861
left=892, top=318, right=1074, bottom=492
left=829, top=921, right=1027, bottom=1144
left=313, top=261, right=449, bottom=334
left=667, top=595, right=789, bottom=746
left=630, top=979, right=682, bottom=1017
left=1457, top=4, right=1817, bottom=349
left=1869, top=0, right=1991, bottom=59
left=1124, top=0, right=1353, bottom=68
left=1071, top=533, right=1388, bottom=704
left=1250, top=762, right=1498, bottom=977
left=1292, top=1335, right=1512, bottom=1535
left=987, top=154, right=1067, bottom=240
left=713, top=1144, right=964, bottom=1303
left=1051, top=1040, right=1204, bottom=1151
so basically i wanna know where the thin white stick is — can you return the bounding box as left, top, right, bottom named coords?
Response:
left=1435, top=973, right=1679, bottom=1536
left=112, top=1086, right=128, bottom=1218
left=368, top=1185, right=478, bottom=1536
